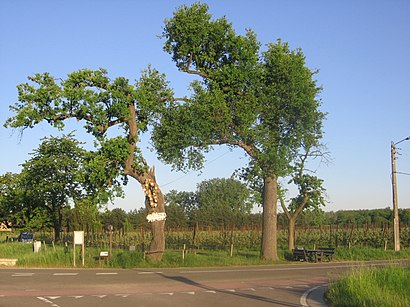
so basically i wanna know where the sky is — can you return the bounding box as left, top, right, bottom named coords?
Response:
left=1, top=0, right=410, bottom=213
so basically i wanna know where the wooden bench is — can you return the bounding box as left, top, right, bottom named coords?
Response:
left=292, top=248, right=309, bottom=261
left=318, top=247, right=335, bottom=261
left=293, top=247, right=335, bottom=262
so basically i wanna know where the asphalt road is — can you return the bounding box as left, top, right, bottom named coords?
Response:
left=0, top=260, right=407, bottom=307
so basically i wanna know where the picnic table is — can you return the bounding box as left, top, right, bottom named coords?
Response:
left=292, top=247, right=335, bottom=262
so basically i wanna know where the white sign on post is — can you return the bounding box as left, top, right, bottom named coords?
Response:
left=74, top=231, right=84, bottom=245
left=73, top=231, right=85, bottom=267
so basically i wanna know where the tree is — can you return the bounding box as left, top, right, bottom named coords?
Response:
left=1, top=170, right=53, bottom=232
left=5, top=68, right=173, bottom=260
left=195, top=178, right=252, bottom=227
left=154, top=3, right=325, bottom=260
left=101, top=208, right=127, bottom=231
left=279, top=145, right=326, bottom=251
left=165, top=190, right=197, bottom=216
left=20, top=134, right=90, bottom=241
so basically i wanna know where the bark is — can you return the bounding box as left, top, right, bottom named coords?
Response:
left=124, top=102, right=166, bottom=261
left=51, top=204, right=63, bottom=242
left=143, top=168, right=166, bottom=262
left=279, top=195, right=309, bottom=251
left=260, top=175, right=279, bottom=261
left=288, top=217, right=296, bottom=251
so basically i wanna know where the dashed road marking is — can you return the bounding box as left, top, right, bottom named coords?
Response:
left=239, top=287, right=256, bottom=291
left=37, top=296, right=60, bottom=307
left=115, top=294, right=130, bottom=298
left=12, top=273, right=34, bottom=277
left=92, top=295, right=107, bottom=298
left=96, top=272, right=118, bottom=275
left=260, top=286, right=275, bottom=290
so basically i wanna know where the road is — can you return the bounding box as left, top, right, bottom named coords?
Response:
left=0, top=260, right=406, bottom=307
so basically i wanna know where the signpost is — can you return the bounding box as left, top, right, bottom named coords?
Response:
left=73, top=231, right=85, bottom=267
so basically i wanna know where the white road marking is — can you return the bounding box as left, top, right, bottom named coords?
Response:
left=69, top=296, right=83, bottom=299
left=37, top=296, right=60, bottom=307
left=160, top=292, right=174, bottom=296
left=115, top=294, right=130, bottom=297
left=53, top=273, right=78, bottom=276
left=138, top=271, right=163, bottom=275
left=240, top=287, right=256, bottom=291
left=92, top=295, right=107, bottom=298
left=182, top=291, right=195, bottom=295
left=46, top=296, right=61, bottom=300
left=300, top=285, right=321, bottom=307
left=204, top=290, right=216, bottom=293
left=260, top=287, right=275, bottom=290
left=96, top=272, right=118, bottom=275
left=12, top=273, right=34, bottom=277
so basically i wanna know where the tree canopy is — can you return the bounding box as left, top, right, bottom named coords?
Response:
left=5, top=67, right=173, bottom=260
left=153, top=3, right=325, bottom=259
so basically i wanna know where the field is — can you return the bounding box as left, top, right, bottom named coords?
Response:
left=1, top=224, right=409, bottom=268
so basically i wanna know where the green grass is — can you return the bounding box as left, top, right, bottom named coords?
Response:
left=334, top=246, right=410, bottom=261
left=1, top=242, right=410, bottom=268
left=0, top=242, right=283, bottom=268
left=326, top=265, right=410, bottom=307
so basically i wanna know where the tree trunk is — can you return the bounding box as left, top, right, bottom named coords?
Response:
left=288, top=217, right=296, bottom=251
left=261, top=175, right=279, bottom=261
left=142, top=167, right=166, bottom=262
left=52, top=205, right=63, bottom=242
left=125, top=103, right=166, bottom=261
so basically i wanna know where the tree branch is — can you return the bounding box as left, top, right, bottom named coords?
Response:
left=279, top=196, right=291, bottom=220
left=182, top=53, right=210, bottom=78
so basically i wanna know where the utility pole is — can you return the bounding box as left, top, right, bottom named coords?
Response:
left=391, top=136, right=410, bottom=252
left=391, top=142, right=400, bottom=251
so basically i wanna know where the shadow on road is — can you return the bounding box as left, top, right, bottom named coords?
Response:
left=157, top=273, right=300, bottom=306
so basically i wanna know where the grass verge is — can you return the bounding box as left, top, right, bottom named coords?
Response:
left=326, top=265, right=410, bottom=307
left=1, top=243, right=409, bottom=268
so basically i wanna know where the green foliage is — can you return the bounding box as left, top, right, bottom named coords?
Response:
left=326, top=266, right=410, bottom=307
left=5, top=66, right=172, bottom=185
left=156, top=3, right=325, bottom=259
left=101, top=208, right=127, bottom=231
left=19, top=134, right=90, bottom=239
left=164, top=178, right=253, bottom=228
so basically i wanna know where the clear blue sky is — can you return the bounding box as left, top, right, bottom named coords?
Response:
left=1, top=0, right=410, bottom=213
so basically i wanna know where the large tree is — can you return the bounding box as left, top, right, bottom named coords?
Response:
left=0, top=171, right=50, bottom=231
left=20, top=134, right=88, bottom=241
left=153, top=3, right=325, bottom=260
left=5, top=68, right=173, bottom=260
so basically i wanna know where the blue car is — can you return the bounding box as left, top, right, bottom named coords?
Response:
left=18, top=232, right=34, bottom=243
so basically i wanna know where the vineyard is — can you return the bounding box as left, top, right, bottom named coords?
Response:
left=21, top=223, right=409, bottom=254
